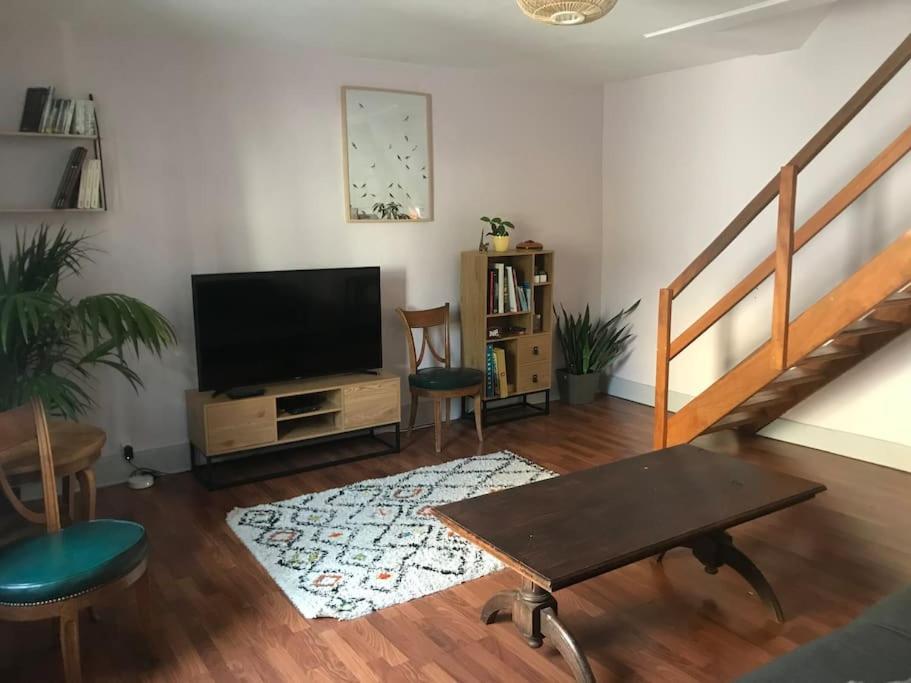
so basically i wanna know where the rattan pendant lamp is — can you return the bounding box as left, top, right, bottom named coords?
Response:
left=516, top=0, right=618, bottom=26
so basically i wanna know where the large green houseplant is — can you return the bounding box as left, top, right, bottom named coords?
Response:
left=0, top=225, right=177, bottom=418
left=553, top=300, right=639, bottom=405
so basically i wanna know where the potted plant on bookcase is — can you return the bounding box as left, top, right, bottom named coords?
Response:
left=553, top=301, right=639, bottom=405
left=0, top=225, right=177, bottom=418
left=481, top=216, right=514, bottom=252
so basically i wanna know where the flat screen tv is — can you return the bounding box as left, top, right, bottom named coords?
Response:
left=191, top=267, right=382, bottom=391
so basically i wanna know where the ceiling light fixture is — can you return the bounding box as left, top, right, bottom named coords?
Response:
left=516, top=0, right=619, bottom=26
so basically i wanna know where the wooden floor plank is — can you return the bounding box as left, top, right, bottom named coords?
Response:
left=1, top=395, right=909, bottom=682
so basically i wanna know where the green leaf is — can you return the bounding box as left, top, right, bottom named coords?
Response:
left=0, top=225, right=177, bottom=417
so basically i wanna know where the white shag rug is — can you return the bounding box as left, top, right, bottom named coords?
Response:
left=227, top=451, right=556, bottom=620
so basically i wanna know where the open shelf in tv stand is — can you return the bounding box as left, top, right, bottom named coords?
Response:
left=185, top=371, right=401, bottom=489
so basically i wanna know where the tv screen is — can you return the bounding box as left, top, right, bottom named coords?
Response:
left=191, top=267, right=382, bottom=391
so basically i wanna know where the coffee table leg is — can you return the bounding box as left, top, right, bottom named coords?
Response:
left=686, top=531, right=785, bottom=623
left=481, top=590, right=518, bottom=624
left=481, top=579, right=596, bottom=682
left=541, top=606, right=595, bottom=683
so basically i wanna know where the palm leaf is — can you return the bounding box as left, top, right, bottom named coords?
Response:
left=0, top=225, right=177, bottom=417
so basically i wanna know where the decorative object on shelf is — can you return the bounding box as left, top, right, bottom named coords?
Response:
left=0, top=225, right=177, bottom=418
left=227, top=451, right=555, bottom=620
left=553, top=300, right=639, bottom=405
left=534, top=269, right=549, bottom=284
left=481, top=216, right=515, bottom=252
left=516, top=0, right=619, bottom=26
left=516, top=239, right=543, bottom=250
left=342, top=87, right=433, bottom=222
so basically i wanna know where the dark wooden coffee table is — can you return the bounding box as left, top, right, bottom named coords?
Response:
left=431, top=445, right=826, bottom=682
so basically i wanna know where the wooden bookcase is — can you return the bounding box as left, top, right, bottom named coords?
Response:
left=185, top=372, right=401, bottom=488
left=460, top=249, right=554, bottom=423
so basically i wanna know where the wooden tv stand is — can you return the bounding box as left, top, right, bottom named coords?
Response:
left=185, top=372, right=400, bottom=489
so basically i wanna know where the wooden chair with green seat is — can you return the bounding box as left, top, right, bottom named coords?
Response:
left=397, top=303, right=484, bottom=452
left=0, top=399, right=152, bottom=683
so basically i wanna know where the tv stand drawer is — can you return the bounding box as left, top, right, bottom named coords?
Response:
left=206, top=399, right=276, bottom=454
left=343, top=379, right=400, bottom=429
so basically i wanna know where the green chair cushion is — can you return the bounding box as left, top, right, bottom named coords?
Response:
left=0, top=519, right=148, bottom=605
left=409, top=367, right=484, bottom=391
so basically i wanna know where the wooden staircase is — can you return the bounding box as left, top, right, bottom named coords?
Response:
left=653, top=33, right=911, bottom=449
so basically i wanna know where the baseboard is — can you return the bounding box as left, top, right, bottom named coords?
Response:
left=605, top=375, right=911, bottom=473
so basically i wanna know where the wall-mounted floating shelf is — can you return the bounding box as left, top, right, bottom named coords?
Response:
left=0, top=92, right=108, bottom=215
left=0, top=131, right=99, bottom=140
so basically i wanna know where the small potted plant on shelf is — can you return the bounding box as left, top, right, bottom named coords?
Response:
left=481, top=216, right=514, bottom=252
left=553, top=300, right=639, bottom=405
left=0, top=225, right=177, bottom=418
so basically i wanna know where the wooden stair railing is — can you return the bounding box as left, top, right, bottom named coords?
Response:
left=653, top=33, right=911, bottom=449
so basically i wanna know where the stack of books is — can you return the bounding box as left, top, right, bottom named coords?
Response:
left=19, top=87, right=97, bottom=136
left=52, top=147, right=102, bottom=209
left=487, top=263, right=532, bottom=314
left=485, top=345, right=509, bottom=399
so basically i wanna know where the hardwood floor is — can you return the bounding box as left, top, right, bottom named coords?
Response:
left=1, top=395, right=909, bottom=682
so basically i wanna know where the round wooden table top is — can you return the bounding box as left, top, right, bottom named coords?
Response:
left=0, top=420, right=106, bottom=480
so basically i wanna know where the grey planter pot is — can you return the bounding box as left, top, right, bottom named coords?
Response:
left=556, top=369, right=601, bottom=405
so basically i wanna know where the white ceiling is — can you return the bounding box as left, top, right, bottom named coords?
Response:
left=18, top=0, right=842, bottom=82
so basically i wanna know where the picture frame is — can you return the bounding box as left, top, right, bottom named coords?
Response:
left=341, top=86, right=434, bottom=223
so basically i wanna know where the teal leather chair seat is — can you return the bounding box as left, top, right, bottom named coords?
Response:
left=0, top=519, right=148, bottom=605
left=409, top=367, right=484, bottom=391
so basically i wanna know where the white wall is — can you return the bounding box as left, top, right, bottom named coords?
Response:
left=602, top=0, right=911, bottom=470
left=0, top=11, right=603, bottom=478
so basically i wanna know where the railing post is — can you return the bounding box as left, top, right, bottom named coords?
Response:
left=771, top=165, right=797, bottom=370
left=653, top=288, right=672, bottom=449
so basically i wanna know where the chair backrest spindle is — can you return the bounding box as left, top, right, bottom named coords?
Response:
left=396, top=304, right=452, bottom=373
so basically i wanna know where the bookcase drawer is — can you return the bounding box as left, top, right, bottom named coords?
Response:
left=206, top=399, right=276, bottom=454
left=343, top=380, right=400, bottom=429
left=515, top=361, right=551, bottom=394
left=516, top=335, right=551, bottom=365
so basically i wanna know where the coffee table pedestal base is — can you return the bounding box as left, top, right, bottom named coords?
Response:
left=657, top=530, right=785, bottom=623
left=481, top=579, right=595, bottom=683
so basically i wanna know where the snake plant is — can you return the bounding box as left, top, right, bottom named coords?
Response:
left=554, top=301, right=640, bottom=375
left=0, top=225, right=177, bottom=418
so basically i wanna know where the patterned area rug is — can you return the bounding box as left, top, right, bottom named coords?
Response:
left=227, top=451, right=555, bottom=620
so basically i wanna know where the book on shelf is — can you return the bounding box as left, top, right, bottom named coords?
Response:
left=37, top=86, right=55, bottom=133
left=71, top=100, right=96, bottom=136
left=487, top=264, right=531, bottom=315
left=485, top=345, right=497, bottom=398
left=495, top=263, right=505, bottom=314
left=53, top=147, right=88, bottom=209
left=20, top=87, right=51, bottom=132
left=77, top=158, right=102, bottom=209
left=506, top=265, right=518, bottom=312
left=494, top=347, right=508, bottom=398
left=20, top=85, right=96, bottom=136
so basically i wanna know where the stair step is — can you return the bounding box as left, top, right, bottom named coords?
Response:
left=837, top=318, right=902, bottom=338
left=706, top=411, right=761, bottom=434
left=874, top=291, right=911, bottom=309
left=741, top=390, right=793, bottom=410
left=770, top=367, right=826, bottom=388
left=798, top=343, right=862, bottom=364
